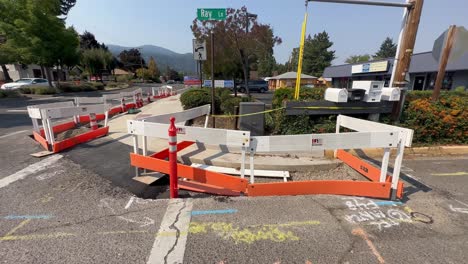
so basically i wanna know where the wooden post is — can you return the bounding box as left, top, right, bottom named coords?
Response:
left=432, top=25, right=457, bottom=101
left=391, top=0, right=424, bottom=121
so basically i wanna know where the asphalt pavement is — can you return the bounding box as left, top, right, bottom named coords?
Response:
left=0, top=90, right=467, bottom=264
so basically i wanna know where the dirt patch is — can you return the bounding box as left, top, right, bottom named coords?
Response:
left=291, top=163, right=364, bottom=182
left=191, top=116, right=237, bottom=130
left=55, top=122, right=105, bottom=141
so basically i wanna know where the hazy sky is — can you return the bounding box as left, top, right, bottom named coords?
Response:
left=66, top=0, right=468, bottom=65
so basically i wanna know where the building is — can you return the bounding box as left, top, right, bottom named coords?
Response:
left=323, top=52, right=468, bottom=91
left=0, top=64, right=67, bottom=82
left=268, top=71, right=317, bottom=90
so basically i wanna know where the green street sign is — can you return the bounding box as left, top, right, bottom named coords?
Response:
left=197, top=8, right=226, bottom=21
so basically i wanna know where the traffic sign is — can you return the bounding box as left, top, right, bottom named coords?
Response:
left=432, top=26, right=468, bottom=63
left=197, top=8, right=226, bottom=21
left=193, top=39, right=206, bottom=61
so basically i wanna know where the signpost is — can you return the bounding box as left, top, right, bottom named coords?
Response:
left=431, top=26, right=468, bottom=101
left=196, top=8, right=227, bottom=128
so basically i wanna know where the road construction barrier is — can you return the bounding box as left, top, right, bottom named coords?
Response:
left=28, top=102, right=111, bottom=153
left=127, top=106, right=413, bottom=200
left=168, top=117, right=179, bottom=198
left=152, top=85, right=175, bottom=98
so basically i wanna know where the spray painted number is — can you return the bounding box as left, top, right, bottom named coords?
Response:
left=360, top=165, right=369, bottom=173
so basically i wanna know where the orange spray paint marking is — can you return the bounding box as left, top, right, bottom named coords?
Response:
left=352, top=228, right=385, bottom=264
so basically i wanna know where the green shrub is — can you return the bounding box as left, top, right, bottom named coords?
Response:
left=57, top=82, right=98, bottom=93
left=272, top=87, right=326, bottom=108
left=91, top=82, right=105, bottom=90
left=116, top=74, right=133, bottom=83
left=401, top=95, right=467, bottom=145
left=180, top=89, right=214, bottom=110
left=0, top=90, right=20, bottom=98
left=34, top=87, right=57, bottom=95
left=18, top=87, right=32, bottom=94
left=220, top=97, right=242, bottom=115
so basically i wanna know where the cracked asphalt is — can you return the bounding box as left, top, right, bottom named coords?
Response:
left=1, top=94, right=468, bottom=263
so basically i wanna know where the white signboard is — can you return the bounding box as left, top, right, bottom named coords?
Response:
left=433, top=26, right=468, bottom=63
left=351, top=61, right=388, bottom=74
left=193, top=39, right=207, bottom=61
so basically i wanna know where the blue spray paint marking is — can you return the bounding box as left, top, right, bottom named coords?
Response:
left=191, top=209, right=238, bottom=216
left=4, top=215, right=52, bottom=220
left=375, top=201, right=403, bottom=206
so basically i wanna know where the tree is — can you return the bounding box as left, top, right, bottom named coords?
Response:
left=374, top=37, right=397, bottom=59
left=79, top=31, right=101, bottom=50
left=191, top=6, right=282, bottom=94
left=81, top=48, right=113, bottom=80
left=292, top=31, right=336, bottom=77
left=136, top=68, right=151, bottom=81
left=118, top=49, right=145, bottom=72
left=345, top=54, right=372, bottom=64
left=257, top=54, right=276, bottom=77
left=147, top=56, right=160, bottom=79
left=165, top=66, right=180, bottom=81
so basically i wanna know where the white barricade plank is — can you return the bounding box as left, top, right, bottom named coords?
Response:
left=27, top=102, right=75, bottom=119
left=75, top=97, right=104, bottom=105
left=128, top=120, right=250, bottom=147
left=138, top=105, right=210, bottom=123
left=121, top=91, right=135, bottom=97
left=338, top=115, right=413, bottom=147
left=103, top=93, right=123, bottom=101
left=251, top=132, right=398, bottom=153
left=190, top=163, right=290, bottom=179
left=42, top=104, right=110, bottom=119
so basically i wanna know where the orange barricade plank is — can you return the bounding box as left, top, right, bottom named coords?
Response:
left=130, top=153, right=248, bottom=192
left=39, top=121, right=76, bottom=136
left=337, top=150, right=404, bottom=199
left=178, top=180, right=241, bottom=196
left=150, top=141, right=194, bottom=159
left=247, top=180, right=392, bottom=199
left=33, top=131, right=50, bottom=151
left=79, top=114, right=106, bottom=123
left=131, top=153, right=170, bottom=174
left=52, top=126, right=109, bottom=152
left=336, top=150, right=382, bottom=182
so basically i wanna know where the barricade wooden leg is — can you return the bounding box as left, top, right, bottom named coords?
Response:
left=391, top=136, right=405, bottom=200
left=240, top=147, right=246, bottom=179
left=249, top=150, right=255, bottom=184
left=133, top=135, right=139, bottom=177
left=380, top=148, right=391, bottom=182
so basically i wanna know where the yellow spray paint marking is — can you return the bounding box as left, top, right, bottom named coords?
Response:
left=188, top=220, right=320, bottom=244
left=4, top=219, right=31, bottom=237
left=0, top=232, right=75, bottom=241
left=431, top=172, right=468, bottom=176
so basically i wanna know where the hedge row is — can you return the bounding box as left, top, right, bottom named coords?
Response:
left=180, top=88, right=250, bottom=115
left=271, top=87, right=467, bottom=145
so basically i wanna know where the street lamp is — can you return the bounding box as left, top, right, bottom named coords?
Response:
left=244, top=12, right=257, bottom=97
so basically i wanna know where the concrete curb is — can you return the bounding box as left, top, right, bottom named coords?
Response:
left=325, top=145, right=468, bottom=159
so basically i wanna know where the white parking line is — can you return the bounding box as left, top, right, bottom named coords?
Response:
left=0, top=155, right=62, bottom=189
left=0, top=130, right=28, bottom=139
left=147, top=199, right=193, bottom=264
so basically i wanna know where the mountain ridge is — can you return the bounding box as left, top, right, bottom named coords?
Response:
left=107, top=44, right=196, bottom=74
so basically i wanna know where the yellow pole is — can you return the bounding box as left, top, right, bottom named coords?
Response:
left=294, top=12, right=308, bottom=100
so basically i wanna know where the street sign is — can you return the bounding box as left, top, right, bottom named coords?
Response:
left=432, top=26, right=468, bottom=63
left=197, top=8, right=226, bottom=21
left=192, top=39, right=206, bottom=61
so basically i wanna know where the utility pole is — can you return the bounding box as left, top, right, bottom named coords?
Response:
left=432, top=25, right=456, bottom=102
left=244, top=12, right=258, bottom=97
left=211, top=31, right=215, bottom=128
left=391, top=0, right=424, bottom=121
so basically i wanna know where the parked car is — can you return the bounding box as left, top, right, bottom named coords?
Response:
left=166, top=80, right=175, bottom=84
left=0, top=78, right=50, bottom=90
left=236, top=80, right=268, bottom=93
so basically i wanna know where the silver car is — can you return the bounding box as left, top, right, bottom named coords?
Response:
left=1, top=78, right=50, bottom=90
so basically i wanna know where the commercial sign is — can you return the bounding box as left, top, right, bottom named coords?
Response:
left=203, top=80, right=235, bottom=88
left=184, top=76, right=201, bottom=86
left=351, top=61, right=389, bottom=74
left=197, top=8, right=227, bottom=21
